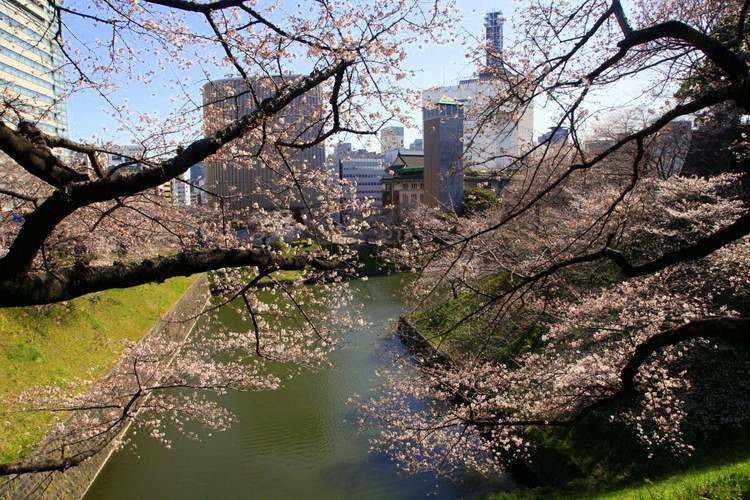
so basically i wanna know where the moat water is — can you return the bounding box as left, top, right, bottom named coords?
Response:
left=85, top=275, right=510, bottom=499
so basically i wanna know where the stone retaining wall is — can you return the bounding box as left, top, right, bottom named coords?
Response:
left=0, top=275, right=210, bottom=500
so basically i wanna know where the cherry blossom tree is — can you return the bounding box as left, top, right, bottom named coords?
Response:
left=0, top=0, right=455, bottom=478
left=363, top=0, right=750, bottom=478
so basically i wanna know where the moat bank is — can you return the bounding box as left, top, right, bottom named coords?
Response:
left=0, top=275, right=209, bottom=499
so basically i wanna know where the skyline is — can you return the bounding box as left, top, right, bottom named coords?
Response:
left=62, top=0, right=667, bottom=152
left=0, top=1, right=746, bottom=496
left=62, top=1, right=529, bottom=150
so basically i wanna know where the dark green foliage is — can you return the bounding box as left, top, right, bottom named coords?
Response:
left=464, top=187, right=501, bottom=214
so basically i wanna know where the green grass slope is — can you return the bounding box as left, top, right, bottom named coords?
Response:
left=0, top=276, right=198, bottom=465
left=490, top=457, right=750, bottom=499
left=594, top=460, right=750, bottom=500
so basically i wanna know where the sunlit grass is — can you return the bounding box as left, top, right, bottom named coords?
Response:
left=489, top=458, right=750, bottom=499
left=0, top=276, right=198, bottom=465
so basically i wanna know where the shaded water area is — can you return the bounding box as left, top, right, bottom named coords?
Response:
left=85, top=275, right=509, bottom=499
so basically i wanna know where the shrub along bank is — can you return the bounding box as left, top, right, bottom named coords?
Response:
left=0, top=276, right=198, bottom=465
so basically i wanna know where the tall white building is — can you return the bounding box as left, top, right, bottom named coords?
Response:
left=172, top=172, right=191, bottom=206
left=340, top=156, right=386, bottom=207
left=333, top=144, right=386, bottom=207
left=421, top=10, right=533, bottom=171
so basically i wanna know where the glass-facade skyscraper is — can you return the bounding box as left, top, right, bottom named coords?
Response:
left=202, top=76, right=325, bottom=212
left=0, top=0, right=68, bottom=137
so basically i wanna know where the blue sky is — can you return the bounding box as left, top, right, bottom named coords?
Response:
left=64, top=0, right=527, bottom=146
left=63, top=0, right=658, bottom=149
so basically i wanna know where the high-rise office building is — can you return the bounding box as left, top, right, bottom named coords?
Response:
left=409, top=138, right=423, bottom=152
left=537, top=126, right=569, bottom=145
left=171, top=172, right=191, bottom=206
left=422, top=78, right=533, bottom=171
left=107, top=145, right=146, bottom=175
left=202, top=76, right=325, bottom=211
left=484, top=11, right=505, bottom=69
left=333, top=142, right=353, bottom=162
left=380, top=126, right=404, bottom=153
left=422, top=10, right=533, bottom=172
left=334, top=146, right=385, bottom=207
left=339, top=156, right=385, bottom=207
left=423, top=97, right=464, bottom=213
left=0, top=0, right=68, bottom=137
left=189, top=162, right=206, bottom=205
left=189, top=162, right=205, bottom=183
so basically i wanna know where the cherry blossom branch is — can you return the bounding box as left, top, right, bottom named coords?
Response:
left=0, top=58, right=352, bottom=277
left=570, top=317, right=750, bottom=424
left=0, top=186, right=37, bottom=203
left=438, top=77, right=750, bottom=254
left=415, top=209, right=750, bottom=347
left=0, top=449, right=100, bottom=476
left=606, top=212, right=750, bottom=277
left=0, top=247, right=337, bottom=307
left=0, top=122, right=88, bottom=187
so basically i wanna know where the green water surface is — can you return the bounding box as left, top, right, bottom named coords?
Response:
left=84, top=275, right=511, bottom=499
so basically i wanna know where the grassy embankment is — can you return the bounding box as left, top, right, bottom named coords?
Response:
left=591, top=461, right=750, bottom=500
left=408, top=277, right=750, bottom=500
left=488, top=450, right=750, bottom=499
left=408, top=273, right=545, bottom=362
left=0, top=276, right=198, bottom=465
